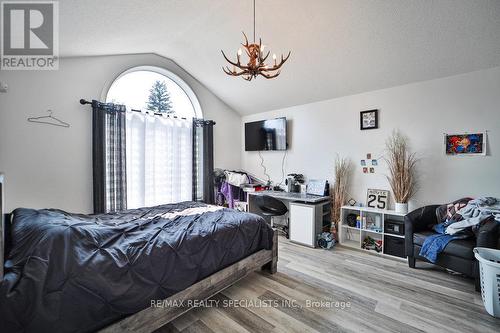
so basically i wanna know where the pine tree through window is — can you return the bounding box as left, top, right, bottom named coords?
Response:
left=147, top=80, right=173, bottom=113
left=107, top=68, right=199, bottom=119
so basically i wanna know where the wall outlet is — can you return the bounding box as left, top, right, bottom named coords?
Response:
left=0, top=81, right=8, bottom=93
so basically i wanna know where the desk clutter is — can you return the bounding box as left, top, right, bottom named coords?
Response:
left=285, top=174, right=304, bottom=192
left=215, top=169, right=330, bottom=206
left=214, top=169, right=255, bottom=210
left=214, top=169, right=277, bottom=210
left=214, top=169, right=334, bottom=249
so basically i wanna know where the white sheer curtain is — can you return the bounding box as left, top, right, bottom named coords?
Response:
left=126, top=112, right=193, bottom=209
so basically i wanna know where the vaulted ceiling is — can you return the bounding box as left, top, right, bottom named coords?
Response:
left=60, top=0, right=500, bottom=115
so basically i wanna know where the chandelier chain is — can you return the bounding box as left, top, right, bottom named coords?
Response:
left=253, top=0, right=256, bottom=44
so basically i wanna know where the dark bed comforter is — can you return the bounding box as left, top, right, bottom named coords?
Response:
left=0, top=201, right=273, bottom=333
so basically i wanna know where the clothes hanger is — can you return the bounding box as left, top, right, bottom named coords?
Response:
left=27, top=109, right=70, bottom=128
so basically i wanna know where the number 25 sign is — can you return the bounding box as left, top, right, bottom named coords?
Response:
left=366, top=189, right=389, bottom=210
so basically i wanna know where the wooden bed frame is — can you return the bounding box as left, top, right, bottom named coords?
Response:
left=0, top=176, right=277, bottom=333
left=98, top=230, right=278, bottom=333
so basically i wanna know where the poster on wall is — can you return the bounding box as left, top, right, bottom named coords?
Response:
left=444, top=132, right=486, bottom=156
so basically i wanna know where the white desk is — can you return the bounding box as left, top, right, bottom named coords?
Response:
left=247, top=190, right=330, bottom=203
left=247, top=191, right=331, bottom=247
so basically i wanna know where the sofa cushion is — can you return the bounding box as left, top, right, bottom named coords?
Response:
left=413, top=231, right=475, bottom=260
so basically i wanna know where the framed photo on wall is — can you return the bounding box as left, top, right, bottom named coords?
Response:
left=444, top=132, right=486, bottom=156
left=360, top=109, right=378, bottom=130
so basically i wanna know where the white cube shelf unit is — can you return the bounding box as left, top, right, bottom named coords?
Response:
left=339, top=205, right=407, bottom=260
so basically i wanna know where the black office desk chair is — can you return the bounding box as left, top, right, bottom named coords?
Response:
left=255, top=195, right=289, bottom=238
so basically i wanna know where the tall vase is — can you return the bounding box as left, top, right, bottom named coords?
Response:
left=395, top=202, right=408, bottom=214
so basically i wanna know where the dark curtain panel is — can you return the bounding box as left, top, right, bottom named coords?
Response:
left=193, top=119, right=215, bottom=204
left=92, top=100, right=127, bottom=214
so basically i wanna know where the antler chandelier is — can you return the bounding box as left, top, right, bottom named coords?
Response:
left=221, top=0, right=291, bottom=81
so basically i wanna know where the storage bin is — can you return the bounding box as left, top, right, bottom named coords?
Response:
left=473, top=247, right=500, bottom=318
left=383, top=235, right=405, bottom=258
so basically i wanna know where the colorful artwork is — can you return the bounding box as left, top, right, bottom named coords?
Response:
left=445, top=133, right=486, bottom=155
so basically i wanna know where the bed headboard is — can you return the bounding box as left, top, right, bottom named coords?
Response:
left=0, top=173, right=4, bottom=280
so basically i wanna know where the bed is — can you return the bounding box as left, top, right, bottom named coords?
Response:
left=0, top=199, right=277, bottom=333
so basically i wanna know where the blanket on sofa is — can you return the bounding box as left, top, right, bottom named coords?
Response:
left=445, top=197, right=500, bottom=235
left=419, top=197, right=499, bottom=263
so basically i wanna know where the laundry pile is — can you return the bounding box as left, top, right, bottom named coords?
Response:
left=420, top=197, right=500, bottom=263
left=214, top=169, right=251, bottom=208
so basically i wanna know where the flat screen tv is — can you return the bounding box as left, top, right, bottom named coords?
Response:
left=245, top=118, right=287, bottom=151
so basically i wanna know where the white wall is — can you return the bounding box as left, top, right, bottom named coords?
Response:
left=0, top=53, right=241, bottom=213
left=242, top=67, right=500, bottom=210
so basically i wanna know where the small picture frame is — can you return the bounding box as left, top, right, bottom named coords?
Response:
left=369, top=167, right=375, bottom=173
left=363, top=167, right=368, bottom=173
left=360, top=110, right=378, bottom=130
left=361, top=160, right=366, bottom=166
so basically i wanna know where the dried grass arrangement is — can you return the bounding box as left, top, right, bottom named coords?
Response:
left=331, top=156, right=351, bottom=235
left=385, top=130, right=418, bottom=204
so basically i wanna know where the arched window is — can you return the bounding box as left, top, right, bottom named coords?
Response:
left=106, top=67, right=202, bottom=209
left=106, top=66, right=201, bottom=118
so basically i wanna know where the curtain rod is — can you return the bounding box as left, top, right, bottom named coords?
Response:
left=79, top=99, right=193, bottom=121
left=80, top=99, right=216, bottom=125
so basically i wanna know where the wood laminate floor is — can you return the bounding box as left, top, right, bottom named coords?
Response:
left=156, top=236, right=500, bottom=333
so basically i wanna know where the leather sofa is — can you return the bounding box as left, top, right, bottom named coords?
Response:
left=405, top=205, right=500, bottom=291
